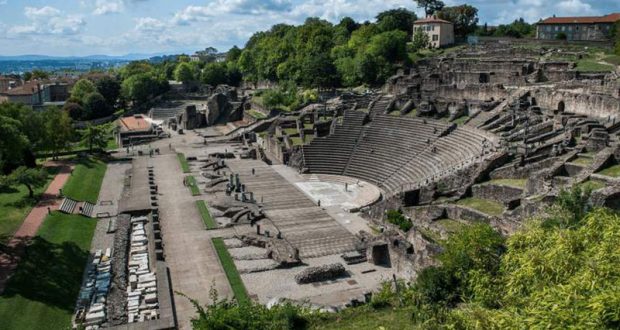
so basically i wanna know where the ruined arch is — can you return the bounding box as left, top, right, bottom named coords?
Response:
left=557, top=100, right=565, bottom=112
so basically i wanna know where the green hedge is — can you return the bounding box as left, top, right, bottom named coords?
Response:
left=196, top=200, right=217, bottom=229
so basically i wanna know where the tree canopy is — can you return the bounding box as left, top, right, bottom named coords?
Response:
left=437, top=4, right=479, bottom=38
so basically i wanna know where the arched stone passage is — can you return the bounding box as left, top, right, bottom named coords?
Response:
left=557, top=100, right=565, bottom=112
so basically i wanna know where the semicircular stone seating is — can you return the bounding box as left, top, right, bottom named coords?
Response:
left=303, top=112, right=495, bottom=194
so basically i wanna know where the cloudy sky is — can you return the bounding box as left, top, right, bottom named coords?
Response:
left=0, top=0, right=618, bottom=56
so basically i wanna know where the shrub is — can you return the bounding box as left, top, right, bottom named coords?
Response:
left=386, top=209, right=412, bottom=232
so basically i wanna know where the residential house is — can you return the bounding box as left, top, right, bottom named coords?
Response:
left=413, top=15, right=455, bottom=48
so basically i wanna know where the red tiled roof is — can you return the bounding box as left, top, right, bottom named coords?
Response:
left=119, top=115, right=152, bottom=132
left=414, top=17, right=452, bottom=25
left=538, top=13, right=620, bottom=25
left=1, top=81, right=38, bottom=96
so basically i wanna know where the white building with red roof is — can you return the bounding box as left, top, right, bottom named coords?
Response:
left=413, top=15, right=455, bottom=48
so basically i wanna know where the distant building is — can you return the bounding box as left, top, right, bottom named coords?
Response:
left=536, top=13, right=620, bottom=41
left=413, top=16, right=455, bottom=48
left=0, top=80, right=70, bottom=108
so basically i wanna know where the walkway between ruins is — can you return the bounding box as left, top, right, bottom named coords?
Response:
left=0, top=162, right=73, bottom=293
left=152, top=153, right=231, bottom=330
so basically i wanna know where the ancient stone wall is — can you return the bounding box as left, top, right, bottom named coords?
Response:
left=472, top=183, right=523, bottom=207
left=532, top=88, right=620, bottom=119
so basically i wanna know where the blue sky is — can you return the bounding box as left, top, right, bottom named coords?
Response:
left=0, top=0, right=618, bottom=56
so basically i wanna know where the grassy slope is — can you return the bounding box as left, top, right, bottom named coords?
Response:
left=597, top=164, right=620, bottom=177
left=196, top=200, right=217, bottom=229
left=0, top=167, right=58, bottom=240
left=62, top=157, right=107, bottom=204
left=486, top=178, right=527, bottom=189
left=457, top=197, right=505, bottom=217
left=177, top=153, right=191, bottom=173
left=0, top=212, right=97, bottom=330
left=212, top=238, right=249, bottom=305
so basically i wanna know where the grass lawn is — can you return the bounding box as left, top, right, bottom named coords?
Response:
left=457, top=197, right=505, bottom=217
left=212, top=238, right=249, bottom=304
left=0, top=167, right=58, bottom=241
left=570, top=156, right=594, bottom=167
left=177, top=153, right=191, bottom=173
left=406, top=109, right=418, bottom=117
left=186, top=176, right=200, bottom=196
left=579, top=179, right=605, bottom=191
left=597, top=164, right=620, bottom=178
left=309, top=305, right=415, bottom=330
left=435, top=218, right=466, bottom=233
left=486, top=178, right=527, bottom=189
left=0, top=212, right=97, bottom=330
left=603, top=55, right=620, bottom=66
left=248, top=110, right=267, bottom=120
left=452, top=115, right=469, bottom=125
left=62, top=157, right=107, bottom=204
left=576, top=60, right=614, bottom=72
left=283, top=128, right=299, bottom=136
left=196, top=200, right=217, bottom=229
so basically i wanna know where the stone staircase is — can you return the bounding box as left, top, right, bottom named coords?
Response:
left=59, top=197, right=78, bottom=214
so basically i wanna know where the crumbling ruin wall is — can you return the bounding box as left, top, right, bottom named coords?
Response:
left=532, top=88, right=620, bottom=120
left=295, top=263, right=346, bottom=284
left=434, top=84, right=509, bottom=102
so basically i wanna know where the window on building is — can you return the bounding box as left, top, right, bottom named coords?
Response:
left=555, top=26, right=559, bottom=31
left=433, top=34, right=439, bottom=41
left=427, top=25, right=432, bottom=31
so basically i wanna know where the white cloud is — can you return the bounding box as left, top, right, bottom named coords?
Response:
left=172, top=0, right=293, bottom=26
left=9, top=6, right=85, bottom=36
left=93, top=0, right=124, bottom=15
left=135, top=17, right=167, bottom=32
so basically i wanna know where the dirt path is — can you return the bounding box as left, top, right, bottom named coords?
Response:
left=0, top=162, right=74, bottom=293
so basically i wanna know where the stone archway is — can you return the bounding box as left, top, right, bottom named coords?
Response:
left=557, top=100, right=566, bottom=112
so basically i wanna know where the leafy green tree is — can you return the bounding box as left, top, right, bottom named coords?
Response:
left=70, top=79, right=97, bottom=104
left=367, top=30, right=409, bottom=62
left=120, top=61, right=153, bottom=80
left=42, top=108, right=73, bottom=159
left=175, top=62, right=195, bottom=83
left=201, top=62, right=228, bottom=86
left=0, top=115, right=29, bottom=171
left=490, top=18, right=534, bottom=38
left=121, top=73, right=169, bottom=107
left=412, top=28, right=430, bottom=51
left=62, top=101, right=84, bottom=120
left=83, top=92, right=111, bottom=119
left=95, top=76, right=121, bottom=108
left=437, top=4, right=479, bottom=38
left=82, top=125, right=107, bottom=153
left=8, top=166, right=47, bottom=198
left=226, top=46, right=242, bottom=62
left=555, top=32, right=568, bottom=40
left=414, top=0, right=445, bottom=16
left=376, top=8, right=417, bottom=36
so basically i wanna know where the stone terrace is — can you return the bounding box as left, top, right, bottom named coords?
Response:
left=226, top=159, right=359, bottom=258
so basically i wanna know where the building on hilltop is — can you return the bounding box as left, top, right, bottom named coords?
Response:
left=413, top=15, right=455, bottom=48
left=536, top=13, right=620, bottom=41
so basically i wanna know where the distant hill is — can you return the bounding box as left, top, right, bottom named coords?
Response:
left=0, top=53, right=172, bottom=62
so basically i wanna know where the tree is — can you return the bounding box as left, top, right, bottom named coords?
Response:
left=70, top=79, right=97, bottom=104
left=83, top=92, right=111, bottom=119
left=23, top=70, right=49, bottom=81
left=226, top=46, right=242, bottom=62
left=555, top=32, right=567, bottom=40
left=437, top=4, right=479, bottom=38
left=62, top=101, right=84, bottom=120
left=174, top=62, right=194, bottom=84
left=611, top=21, right=620, bottom=55
left=376, top=8, right=417, bottom=36
left=95, top=76, right=121, bottom=108
left=82, top=125, right=107, bottom=153
left=414, top=0, right=445, bottom=16
left=42, top=108, right=73, bottom=159
left=201, top=63, right=228, bottom=86
left=8, top=166, right=47, bottom=198
left=0, top=115, right=29, bottom=172
left=412, top=28, right=431, bottom=51
left=121, top=73, right=169, bottom=107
